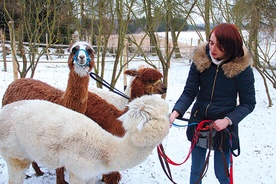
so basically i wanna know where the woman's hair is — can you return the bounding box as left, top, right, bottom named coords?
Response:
left=209, top=23, right=244, bottom=61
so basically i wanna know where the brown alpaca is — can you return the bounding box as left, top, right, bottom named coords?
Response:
left=125, top=67, right=167, bottom=99
left=92, top=67, right=167, bottom=111
left=1, top=41, right=94, bottom=184
left=2, top=67, right=166, bottom=184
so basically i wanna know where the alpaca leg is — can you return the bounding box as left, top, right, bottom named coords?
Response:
left=56, top=167, right=68, bottom=184
left=6, top=158, right=30, bottom=184
left=101, top=172, right=121, bottom=184
left=32, top=162, right=44, bottom=176
left=69, top=172, right=87, bottom=184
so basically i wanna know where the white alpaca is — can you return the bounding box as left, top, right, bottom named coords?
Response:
left=0, top=95, right=170, bottom=184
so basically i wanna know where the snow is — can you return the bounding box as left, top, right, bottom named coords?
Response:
left=1, top=40, right=276, bottom=184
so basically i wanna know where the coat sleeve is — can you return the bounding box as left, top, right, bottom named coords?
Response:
left=226, top=66, right=256, bottom=125
left=172, top=63, right=200, bottom=117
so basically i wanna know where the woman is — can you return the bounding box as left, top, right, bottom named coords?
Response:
left=170, top=23, right=256, bottom=184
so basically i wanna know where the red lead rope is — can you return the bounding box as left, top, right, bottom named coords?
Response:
left=229, top=134, right=234, bottom=184
left=157, top=143, right=193, bottom=166
left=230, top=152, right=233, bottom=184
left=158, top=120, right=213, bottom=167
left=158, top=119, right=234, bottom=183
left=157, top=120, right=213, bottom=166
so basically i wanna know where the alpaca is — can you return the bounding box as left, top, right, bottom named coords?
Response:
left=1, top=41, right=95, bottom=184
left=91, top=67, right=167, bottom=110
left=0, top=95, right=170, bottom=184
left=60, top=41, right=94, bottom=113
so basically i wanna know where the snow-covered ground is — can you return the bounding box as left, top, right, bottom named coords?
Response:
left=0, top=54, right=275, bottom=184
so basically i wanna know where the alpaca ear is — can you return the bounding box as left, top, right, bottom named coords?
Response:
left=136, top=110, right=149, bottom=131
left=124, top=69, right=139, bottom=77
left=119, top=104, right=150, bottom=131
left=118, top=112, right=132, bottom=131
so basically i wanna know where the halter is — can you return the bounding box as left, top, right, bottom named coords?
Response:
left=146, top=79, right=162, bottom=94
left=73, top=49, right=91, bottom=67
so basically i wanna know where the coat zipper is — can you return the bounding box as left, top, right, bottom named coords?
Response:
left=204, top=65, right=219, bottom=118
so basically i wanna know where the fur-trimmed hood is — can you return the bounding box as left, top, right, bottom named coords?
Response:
left=192, top=42, right=254, bottom=78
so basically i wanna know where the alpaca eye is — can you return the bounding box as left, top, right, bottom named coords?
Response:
left=86, top=48, right=94, bottom=55
left=148, top=79, right=154, bottom=83
left=72, top=47, right=79, bottom=54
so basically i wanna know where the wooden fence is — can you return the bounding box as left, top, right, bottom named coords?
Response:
left=0, top=33, right=199, bottom=64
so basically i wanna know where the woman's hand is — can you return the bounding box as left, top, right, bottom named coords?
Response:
left=169, top=110, right=179, bottom=127
left=212, top=118, right=230, bottom=131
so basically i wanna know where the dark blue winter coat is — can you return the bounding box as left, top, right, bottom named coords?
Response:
left=172, top=42, right=256, bottom=150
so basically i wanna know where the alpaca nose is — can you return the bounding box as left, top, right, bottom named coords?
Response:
left=79, top=55, right=85, bottom=60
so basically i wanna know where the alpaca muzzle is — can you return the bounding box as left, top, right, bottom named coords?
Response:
left=73, top=49, right=91, bottom=67
left=146, top=79, right=167, bottom=94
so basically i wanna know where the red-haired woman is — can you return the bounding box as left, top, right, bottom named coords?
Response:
left=170, top=23, right=256, bottom=184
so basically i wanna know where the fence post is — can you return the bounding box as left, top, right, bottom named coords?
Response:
left=197, top=39, right=201, bottom=45
left=46, top=33, right=49, bottom=60
left=8, top=21, right=18, bottom=80
left=123, top=38, right=128, bottom=90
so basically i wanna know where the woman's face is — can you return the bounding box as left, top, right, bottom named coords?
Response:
left=209, top=33, right=225, bottom=60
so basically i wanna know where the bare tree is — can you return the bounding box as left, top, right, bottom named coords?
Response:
left=2, top=0, right=60, bottom=78
left=108, top=0, right=135, bottom=88
left=232, top=0, right=276, bottom=106
left=168, top=0, right=197, bottom=62
left=166, top=0, right=197, bottom=60
left=204, top=0, right=211, bottom=39
left=247, top=0, right=275, bottom=107
left=95, top=0, right=116, bottom=88
left=0, top=29, right=7, bottom=72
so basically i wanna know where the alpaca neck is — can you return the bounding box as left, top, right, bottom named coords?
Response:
left=124, top=78, right=133, bottom=97
left=61, top=70, right=89, bottom=114
left=130, top=90, right=144, bottom=99
left=129, top=79, right=146, bottom=99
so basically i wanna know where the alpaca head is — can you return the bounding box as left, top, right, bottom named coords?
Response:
left=68, top=41, right=95, bottom=77
left=124, top=67, right=167, bottom=99
left=118, top=95, right=170, bottom=147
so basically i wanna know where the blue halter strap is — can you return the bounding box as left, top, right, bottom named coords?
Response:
left=73, top=49, right=91, bottom=67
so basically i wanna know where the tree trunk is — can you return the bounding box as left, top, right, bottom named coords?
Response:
left=0, top=29, right=7, bottom=72
left=8, top=21, right=18, bottom=80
